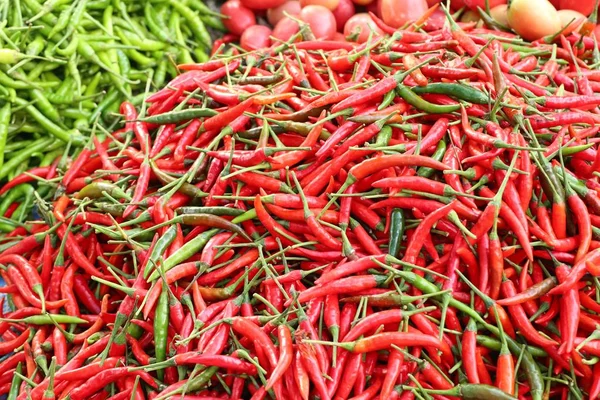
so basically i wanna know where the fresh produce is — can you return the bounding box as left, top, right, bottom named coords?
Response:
left=380, top=0, right=428, bottom=28
left=4, top=3, right=600, bottom=400
left=0, top=0, right=218, bottom=182
left=507, top=0, right=562, bottom=40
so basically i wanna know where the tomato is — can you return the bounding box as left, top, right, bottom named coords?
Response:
left=557, top=9, right=586, bottom=34
left=272, top=17, right=300, bottom=41
left=300, top=0, right=340, bottom=10
left=240, top=0, right=286, bottom=9
left=380, top=0, right=428, bottom=28
left=426, top=0, right=441, bottom=5
left=221, top=0, right=257, bottom=36
left=424, top=8, right=446, bottom=30
left=490, top=4, right=509, bottom=27
left=240, top=25, right=272, bottom=50
left=507, top=0, right=561, bottom=41
left=559, top=0, right=595, bottom=16
left=299, top=5, right=337, bottom=39
left=352, top=0, right=375, bottom=7
left=460, top=9, right=480, bottom=23
left=344, top=13, right=384, bottom=42
left=463, top=0, right=506, bottom=10
left=267, top=1, right=301, bottom=25
left=450, top=0, right=466, bottom=9
left=333, top=0, right=356, bottom=30
left=594, top=24, right=600, bottom=41
left=333, top=32, right=347, bottom=41
left=365, top=0, right=380, bottom=16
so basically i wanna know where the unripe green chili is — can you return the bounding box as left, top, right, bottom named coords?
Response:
left=388, top=209, right=404, bottom=258
left=154, top=281, right=169, bottom=381
left=411, top=83, right=490, bottom=104
left=0, top=103, right=10, bottom=171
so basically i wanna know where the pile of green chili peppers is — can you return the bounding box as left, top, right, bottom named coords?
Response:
left=0, top=0, right=222, bottom=181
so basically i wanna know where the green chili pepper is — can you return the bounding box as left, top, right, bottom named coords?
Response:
left=0, top=138, right=59, bottom=180
left=374, top=125, right=393, bottom=147
left=76, top=181, right=131, bottom=200
left=417, top=139, right=446, bottom=178
left=167, top=0, right=211, bottom=48
left=149, top=228, right=218, bottom=281
left=139, top=108, right=218, bottom=124
left=154, top=281, right=169, bottom=381
left=396, top=85, right=461, bottom=114
left=143, top=224, right=178, bottom=279
left=388, top=209, right=404, bottom=258
left=7, top=362, right=22, bottom=400
left=411, top=83, right=490, bottom=104
left=176, top=206, right=246, bottom=217
left=30, top=89, right=62, bottom=124
left=13, top=98, right=83, bottom=145
left=0, top=103, right=10, bottom=171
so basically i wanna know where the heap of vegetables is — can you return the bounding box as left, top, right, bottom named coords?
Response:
left=0, top=0, right=220, bottom=182
left=4, top=2, right=600, bottom=400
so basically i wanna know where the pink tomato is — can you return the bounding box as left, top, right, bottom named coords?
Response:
left=240, top=0, right=286, bottom=9
left=490, top=4, right=509, bottom=27
left=332, top=0, right=356, bottom=31
left=463, top=0, right=506, bottom=11
left=221, top=0, right=257, bottom=36
left=240, top=25, right=272, bottom=50
left=507, top=0, right=561, bottom=41
left=380, top=0, right=428, bottom=28
left=559, top=0, right=595, bottom=16
left=267, top=1, right=301, bottom=25
left=460, top=9, right=480, bottom=22
left=557, top=9, right=586, bottom=34
left=272, top=17, right=301, bottom=41
left=352, top=0, right=375, bottom=6
left=300, top=0, right=340, bottom=10
left=344, top=13, right=384, bottom=42
left=299, top=5, right=337, bottom=39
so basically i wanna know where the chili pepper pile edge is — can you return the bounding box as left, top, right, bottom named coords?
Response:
left=2, top=6, right=600, bottom=400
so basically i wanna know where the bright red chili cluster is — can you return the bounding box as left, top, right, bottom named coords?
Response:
left=2, top=11, right=600, bottom=400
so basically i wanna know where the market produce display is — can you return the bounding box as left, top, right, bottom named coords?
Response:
left=3, top=0, right=600, bottom=399
left=0, top=0, right=220, bottom=183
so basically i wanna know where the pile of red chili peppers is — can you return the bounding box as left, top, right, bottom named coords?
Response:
left=3, top=9, right=600, bottom=400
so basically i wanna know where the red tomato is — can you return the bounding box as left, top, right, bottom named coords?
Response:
left=333, top=0, right=356, bottom=31
left=300, top=0, right=340, bottom=10
left=240, top=25, right=272, bottom=50
left=344, top=13, right=384, bottom=42
left=240, top=0, right=286, bottom=9
left=507, top=0, right=561, bottom=41
left=299, top=5, right=337, bottom=39
left=559, top=0, right=594, bottom=16
left=424, top=8, right=446, bottom=30
left=332, top=32, right=347, bottom=41
left=557, top=9, right=586, bottom=34
left=267, top=1, right=301, bottom=25
left=450, top=0, right=466, bottom=9
left=463, top=0, right=506, bottom=10
left=272, top=17, right=301, bottom=41
left=380, top=0, right=428, bottom=28
left=426, top=0, right=441, bottom=5
left=221, top=0, right=257, bottom=36
left=365, top=0, right=381, bottom=17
